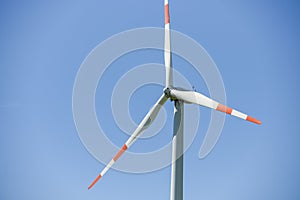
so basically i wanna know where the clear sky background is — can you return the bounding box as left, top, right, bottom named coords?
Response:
left=1, top=0, right=300, bottom=199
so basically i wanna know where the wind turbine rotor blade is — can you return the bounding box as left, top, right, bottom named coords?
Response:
left=164, top=0, right=173, bottom=87
left=170, top=89, right=261, bottom=125
left=170, top=89, right=219, bottom=109
left=88, top=94, right=168, bottom=189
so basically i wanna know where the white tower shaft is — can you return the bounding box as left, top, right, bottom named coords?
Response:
left=170, top=100, right=184, bottom=200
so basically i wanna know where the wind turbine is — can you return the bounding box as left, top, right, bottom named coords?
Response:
left=87, top=0, right=261, bottom=199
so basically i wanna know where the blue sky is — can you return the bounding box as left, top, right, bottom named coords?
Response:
left=1, top=0, right=300, bottom=199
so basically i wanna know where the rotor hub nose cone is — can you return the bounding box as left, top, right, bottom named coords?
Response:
left=164, top=87, right=177, bottom=101
left=164, top=87, right=171, bottom=97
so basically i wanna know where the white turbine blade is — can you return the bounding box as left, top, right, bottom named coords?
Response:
left=88, top=94, right=168, bottom=189
left=164, top=0, right=173, bottom=87
left=170, top=89, right=261, bottom=124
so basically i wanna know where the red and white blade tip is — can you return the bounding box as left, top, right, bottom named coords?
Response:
left=88, top=144, right=128, bottom=190
left=216, top=104, right=261, bottom=125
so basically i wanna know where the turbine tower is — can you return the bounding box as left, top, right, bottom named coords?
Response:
left=88, top=1, right=261, bottom=199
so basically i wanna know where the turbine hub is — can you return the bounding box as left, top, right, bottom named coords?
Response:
left=164, top=87, right=176, bottom=101
left=163, top=87, right=171, bottom=97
